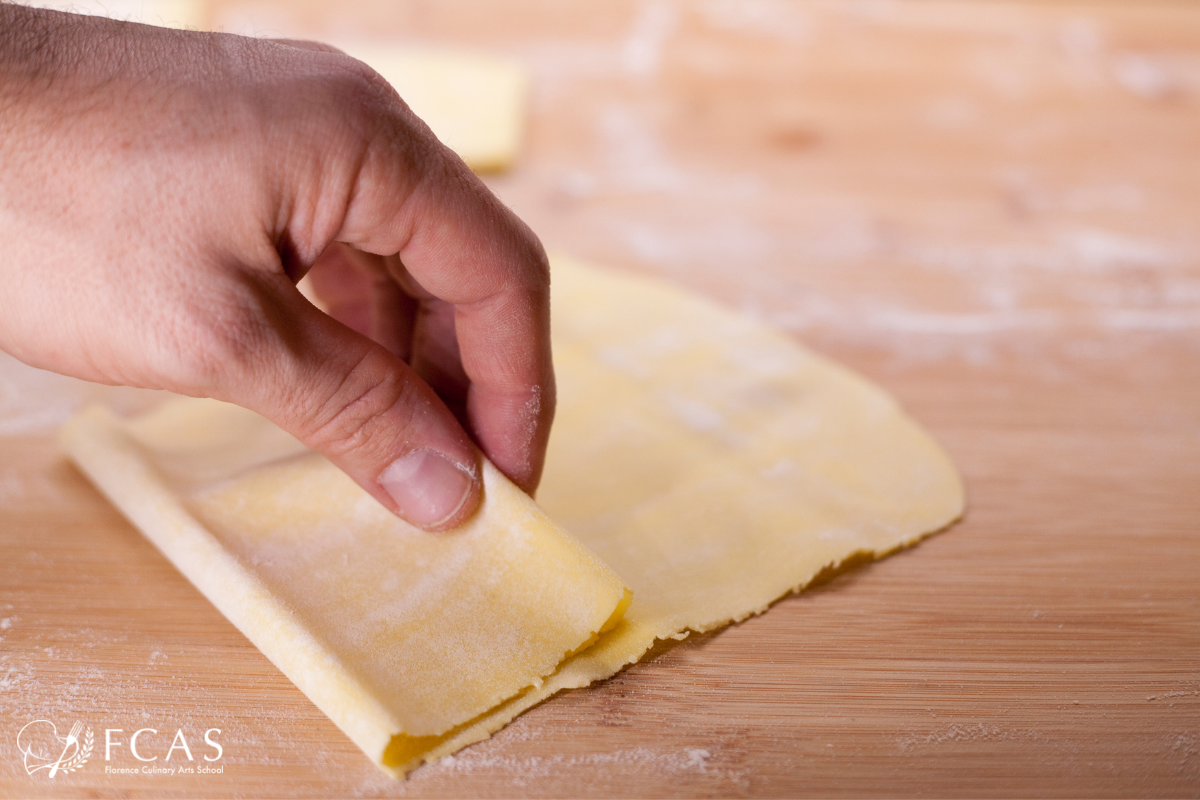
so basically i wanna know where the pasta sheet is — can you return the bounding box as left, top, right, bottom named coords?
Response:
left=61, top=255, right=964, bottom=776
left=61, top=399, right=630, bottom=776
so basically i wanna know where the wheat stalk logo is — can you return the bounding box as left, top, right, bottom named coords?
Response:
left=16, top=720, right=93, bottom=777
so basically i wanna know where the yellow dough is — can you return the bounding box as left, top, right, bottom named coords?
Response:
left=346, top=45, right=529, bottom=173
left=368, top=255, right=966, bottom=764
left=60, top=255, right=963, bottom=777
left=60, top=399, right=631, bottom=777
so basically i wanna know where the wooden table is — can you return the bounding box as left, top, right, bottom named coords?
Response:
left=2, top=1, right=1197, bottom=796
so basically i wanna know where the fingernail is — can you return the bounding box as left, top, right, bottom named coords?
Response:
left=379, top=449, right=475, bottom=529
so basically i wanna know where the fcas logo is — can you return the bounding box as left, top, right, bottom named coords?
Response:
left=16, top=719, right=94, bottom=778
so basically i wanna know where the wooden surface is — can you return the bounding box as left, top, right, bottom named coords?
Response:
left=2, top=1, right=1199, bottom=796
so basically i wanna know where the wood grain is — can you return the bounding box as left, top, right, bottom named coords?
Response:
left=2, top=1, right=1198, bottom=796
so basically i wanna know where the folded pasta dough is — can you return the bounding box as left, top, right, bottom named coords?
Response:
left=61, top=255, right=963, bottom=779
left=398, top=254, right=966, bottom=765
left=59, top=399, right=630, bottom=777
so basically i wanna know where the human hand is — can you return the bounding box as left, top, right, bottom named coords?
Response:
left=0, top=6, right=554, bottom=530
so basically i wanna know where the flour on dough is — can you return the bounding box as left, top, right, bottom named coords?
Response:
left=60, top=255, right=963, bottom=777
left=60, top=400, right=630, bottom=777
left=396, top=254, right=965, bottom=766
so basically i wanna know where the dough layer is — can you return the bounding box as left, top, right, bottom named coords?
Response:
left=400, top=254, right=966, bottom=765
left=60, top=255, right=963, bottom=777
left=60, top=400, right=630, bottom=777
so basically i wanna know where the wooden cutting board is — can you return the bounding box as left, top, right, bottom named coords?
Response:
left=2, top=1, right=1197, bottom=796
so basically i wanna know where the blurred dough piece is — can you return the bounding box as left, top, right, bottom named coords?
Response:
left=60, top=400, right=630, bottom=777
left=346, top=45, right=529, bottom=172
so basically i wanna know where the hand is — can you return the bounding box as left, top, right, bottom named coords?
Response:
left=0, top=7, right=554, bottom=530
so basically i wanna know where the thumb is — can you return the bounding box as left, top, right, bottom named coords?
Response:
left=223, top=277, right=481, bottom=532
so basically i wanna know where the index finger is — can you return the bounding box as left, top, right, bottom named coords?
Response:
left=331, top=113, right=555, bottom=494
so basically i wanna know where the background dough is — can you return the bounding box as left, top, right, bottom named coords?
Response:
left=346, top=45, right=529, bottom=172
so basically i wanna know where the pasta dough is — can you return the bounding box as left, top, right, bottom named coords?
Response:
left=60, top=400, right=631, bottom=777
left=346, top=45, right=529, bottom=173
left=60, top=255, right=963, bottom=777
left=375, top=255, right=965, bottom=765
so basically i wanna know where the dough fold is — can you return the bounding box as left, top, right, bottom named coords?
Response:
left=60, top=255, right=963, bottom=777
left=60, top=399, right=630, bottom=777
left=394, top=254, right=966, bottom=765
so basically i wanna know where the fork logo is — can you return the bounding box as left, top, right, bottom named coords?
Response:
left=16, top=719, right=94, bottom=778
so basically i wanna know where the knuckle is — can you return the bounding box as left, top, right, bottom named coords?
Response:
left=320, top=57, right=410, bottom=133
left=312, top=56, right=438, bottom=183
left=522, top=240, right=552, bottom=293
left=326, top=61, right=389, bottom=116
left=301, top=347, right=415, bottom=462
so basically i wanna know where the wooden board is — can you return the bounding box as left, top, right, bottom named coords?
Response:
left=2, top=1, right=1198, bottom=796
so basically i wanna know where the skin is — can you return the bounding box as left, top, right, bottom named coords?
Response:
left=0, top=5, right=555, bottom=530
